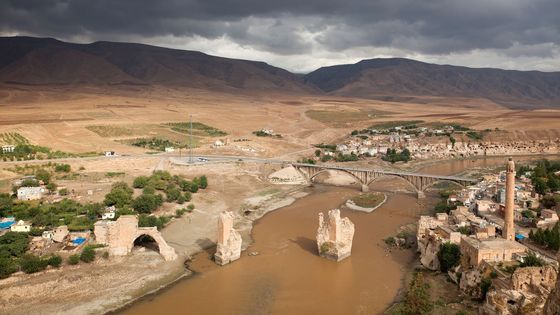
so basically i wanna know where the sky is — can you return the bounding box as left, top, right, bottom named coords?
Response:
left=1, top=0, right=559, bottom=73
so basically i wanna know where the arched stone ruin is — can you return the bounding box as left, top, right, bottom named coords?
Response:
left=94, top=215, right=177, bottom=261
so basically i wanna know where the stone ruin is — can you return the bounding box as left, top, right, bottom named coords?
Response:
left=482, top=265, right=558, bottom=315
left=214, top=211, right=242, bottom=266
left=94, top=215, right=177, bottom=261
left=316, top=209, right=355, bottom=262
left=544, top=250, right=560, bottom=315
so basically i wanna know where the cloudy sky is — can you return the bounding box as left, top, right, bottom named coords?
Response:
left=1, top=0, right=559, bottom=73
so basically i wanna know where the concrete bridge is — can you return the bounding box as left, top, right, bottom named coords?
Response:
left=289, top=163, right=478, bottom=198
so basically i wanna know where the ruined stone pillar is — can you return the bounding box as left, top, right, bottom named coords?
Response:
left=361, top=184, right=369, bottom=192
left=316, top=209, right=355, bottom=262
left=214, top=211, right=242, bottom=266
left=544, top=250, right=560, bottom=315
left=503, top=157, right=516, bottom=241
left=417, top=191, right=426, bottom=199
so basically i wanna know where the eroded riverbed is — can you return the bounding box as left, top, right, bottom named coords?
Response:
left=119, top=155, right=554, bottom=315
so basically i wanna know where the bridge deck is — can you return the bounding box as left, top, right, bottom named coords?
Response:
left=290, top=162, right=478, bottom=182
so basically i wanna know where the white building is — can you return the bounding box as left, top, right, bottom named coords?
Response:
left=17, top=186, right=45, bottom=201
left=2, top=145, right=15, bottom=153
left=11, top=220, right=31, bottom=232
left=102, top=206, right=116, bottom=220
left=104, top=151, right=116, bottom=157
left=164, top=147, right=175, bottom=152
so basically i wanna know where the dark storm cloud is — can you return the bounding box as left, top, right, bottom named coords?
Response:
left=1, top=0, right=559, bottom=61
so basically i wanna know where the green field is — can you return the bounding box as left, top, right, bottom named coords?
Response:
left=306, top=109, right=391, bottom=127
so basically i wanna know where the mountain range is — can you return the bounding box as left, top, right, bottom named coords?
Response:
left=1, top=36, right=560, bottom=108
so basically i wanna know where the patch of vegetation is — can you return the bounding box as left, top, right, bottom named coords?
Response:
left=0, top=133, right=97, bottom=161
left=466, top=131, right=484, bottom=140
left=86, top=125, right=136, bottom=137
left=129, top=137, right=181, bottom=151
left=382, top=148, right=411, bottom=163
left=518, top=159, right=560, bottom=195
left=319, top=242, right=332, bottom=255
left=519, top=252, right=545, bottom=267
left=138, top=214, right=171, bottom=230
left=334, top=153, right=359, bottom=162
left=166, top=122, right=227, bottom=137
left=437, top=243, right=461, bottom=272
left=297, top=158, right=316, bottom=164
left=80, top=245, right=96, bottom=263
left=106, top=172, right=125, bottom=178
left=400, top=272, right=434, bottom=314
left=313, top=143, right=337, bottom=151
left=529, top=223, right=560, bottom=251
left=351, top=192, right=385, bottom=208
left=369, top=120, right=424, bottom=130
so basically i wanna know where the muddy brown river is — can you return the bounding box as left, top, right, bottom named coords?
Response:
left=119, top=156, right=552, bottom=315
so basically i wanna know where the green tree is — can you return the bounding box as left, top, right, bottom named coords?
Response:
left=132, top=194, right=162, bottom=213
left=46, top=182, right=57, bottom=193
left=47, top=255, right=62, bottom=267
left=437, top=242, right=461, bottom=272
left=199, top=175, right=208, bottom=189
left=520, top=252, right=545, bottom=267
left=534, top=177, right=548, bottom=195
left=35, top=169, right=51, bottom=185
left=54, top=164, right=71, bottom=172
left=315, top=149, right=322, bottom=157
left=104, top=182, right=133, bottom=208
left=189, top=182, right=199, bottom=193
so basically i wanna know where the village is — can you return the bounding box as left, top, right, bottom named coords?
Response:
left=305, top=123, right=560, bottom=163
left=412, top=158, right=560, bottom=314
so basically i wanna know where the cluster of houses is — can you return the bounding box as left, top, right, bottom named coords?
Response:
left=328, top=124, right=560, bottom=161
left=416, top=160, right=560, bottom=313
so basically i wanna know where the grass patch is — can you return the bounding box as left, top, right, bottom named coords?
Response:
left=0, top=132, right=29, bottom=145
left=86, top=125, right=137, bottom=137
left=105, top=172, right=125, bottom=178
left=351, top=192, right=385, bottom=208
left=257, top=188, right=280, bottom=196
left=306, top=109, right=391, bottom=127
left=165, top=122, right=227, bottom=137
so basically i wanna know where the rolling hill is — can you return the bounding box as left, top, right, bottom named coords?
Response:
left=304, top=58, right=560, bottom=108
left=2, top=37, right=560, bottom=108
left=0, top=36, right=314, bottom=93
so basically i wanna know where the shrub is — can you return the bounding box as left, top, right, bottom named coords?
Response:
left=80, top=246, right=96, bottom=263
left=199, top=175, right=208, bottom=189
left=20, top=254, right=48, bottom=273
left=166, top=188, right=181, bottom=202
left=55, top=164, right=71, bottom=172
left=480, top=278, right=492, bottom=300
left=143, top=185, right=156, bottom=195
left=520, top=252, right=545, bottom=267
left=102, top=251, right=109, bottom=259
left=47, top=255, right=62, bottom=268
left=133, top=194, right=161, bottom=213
left=402, top=272, right=433, bottom=314
left=0, top=257, right=19, bottom=278
left=183, top=191, right=192, bottom=202
left=189, top=182, right=199, bottom=193
left=68, top=254, right=80, bottom=265
left=187, top=203, right=195, bottom=211
left=59, top=188, right=69, bottom=196
left=133, top=176, right=149, bottom=188
left=0, top=232, right=29, bottom=258
left=177, top=195, right=186, bottom=204
left=35, top=169, right=51, bottom=185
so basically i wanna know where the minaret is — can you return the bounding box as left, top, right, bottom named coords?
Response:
left=503, top=157, right=516, bottom=241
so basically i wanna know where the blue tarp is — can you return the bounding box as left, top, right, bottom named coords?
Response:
left=0, top=221, right=15, bottom=229
left=72, top=238, right=86, bottom=245
left=515, top=234, right=526, bottom=240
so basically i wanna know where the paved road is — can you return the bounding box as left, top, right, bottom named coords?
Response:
left=1, top=152, right=477, bottom=181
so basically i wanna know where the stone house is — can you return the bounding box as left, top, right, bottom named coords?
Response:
left=460, top=237, right=527, bottom=268
left=2, top=145, right=15, bottom=153
left=17, top=186, right=45, bottom=200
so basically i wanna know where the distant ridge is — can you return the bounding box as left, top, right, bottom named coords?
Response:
left=0, top=36, right=314, bottom=93
left=1, top=37, right=560, bottom=108
left=304, top=58, right=560, bottom=108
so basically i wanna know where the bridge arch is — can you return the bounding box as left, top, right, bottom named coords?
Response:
left=307, top=168, right=364, bottom=185
left=420, top=179, right=467, bottom=192
left=367, top=174, right=420, bottom=193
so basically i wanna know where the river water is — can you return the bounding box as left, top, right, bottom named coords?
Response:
left=119, top=156, right=552, bottom=315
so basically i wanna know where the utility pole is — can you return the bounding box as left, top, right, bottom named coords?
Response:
left=189, top=114, right=193, bottom=164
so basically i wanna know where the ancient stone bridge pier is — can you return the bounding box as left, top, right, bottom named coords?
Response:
left=290, top=163, right=477, bottom=198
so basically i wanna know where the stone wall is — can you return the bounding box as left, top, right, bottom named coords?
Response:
left=544, top=251, right=560, bottom=315
left=316, top=209, right=354, bottom=262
